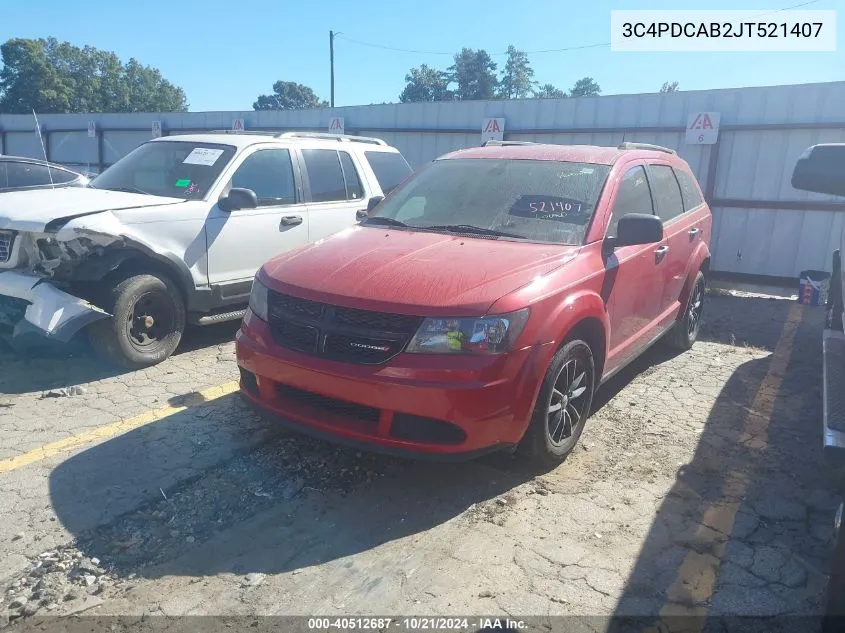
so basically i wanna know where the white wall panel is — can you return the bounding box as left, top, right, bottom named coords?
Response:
left=2, top=81, right=845, bottom=278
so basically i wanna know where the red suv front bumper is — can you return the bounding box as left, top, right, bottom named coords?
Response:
left=235, top=310, right=552, bottom=459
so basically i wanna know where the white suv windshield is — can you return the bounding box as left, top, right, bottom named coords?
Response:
left=365, top=158, right=611, bottom=245
left=91, top=141, right=237, bottom=199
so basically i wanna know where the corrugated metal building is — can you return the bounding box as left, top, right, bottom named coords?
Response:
left=2, top=80, right=844, bottom=280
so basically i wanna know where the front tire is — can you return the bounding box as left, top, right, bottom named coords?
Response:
left=519, top=339, right=596, bottom=468
left=668, top=270, right=705, bottom=351
left=87, top=273, right=186, bottom=370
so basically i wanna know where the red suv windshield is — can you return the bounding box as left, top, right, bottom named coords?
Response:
left=367, top=158, right=611, bottom=245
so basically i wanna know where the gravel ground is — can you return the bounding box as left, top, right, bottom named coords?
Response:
left=0, top=293, right=839, bottom=631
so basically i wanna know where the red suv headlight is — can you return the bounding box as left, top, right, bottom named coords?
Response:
left=405, top=308, right=530, bottom=355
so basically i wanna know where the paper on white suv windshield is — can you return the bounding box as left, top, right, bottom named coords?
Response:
left=183, top=148, right=224, bottom=166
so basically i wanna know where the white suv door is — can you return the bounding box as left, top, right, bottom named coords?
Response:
left=300, top=148, right=371, bottom=242
left=206, top=147, right=308, bottom=287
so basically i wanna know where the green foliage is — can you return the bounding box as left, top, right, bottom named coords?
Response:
left=660, top=81, right=680, bottom=93
left=399, top=65, right=452, bottom=103
left=447, top=48, right=498, bottom=100
left=568, top=77, right=601, bottom=98
left=498, top=46, right=534, bottom=99
left=0, top=38, right=188, bottom=114
left=397, top=45, right=598, bottom=104
left=253, top=80, right=328, bottom=110
left=533, top=83, right=567, bottom=99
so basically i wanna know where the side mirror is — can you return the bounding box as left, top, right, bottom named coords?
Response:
left=367, top=195, right=385, bottom=213
left=606, top=213, right=664, bottom=249
left=791, top=143, right=845, bottom=197
left=218, top=187, right=258, bottom=212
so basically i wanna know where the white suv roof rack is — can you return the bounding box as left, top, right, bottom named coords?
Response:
left=277, top=131, right=388, bottom=146
left=204, top=130, right=387, bottom=146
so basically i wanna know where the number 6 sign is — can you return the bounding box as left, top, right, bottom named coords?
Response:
left=685, top=112, right=720, bottom=145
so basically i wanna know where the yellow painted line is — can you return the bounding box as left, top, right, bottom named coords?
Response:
left=0, top=380, right=240, bottom=474
left=648, top=303, right=805, bottom=632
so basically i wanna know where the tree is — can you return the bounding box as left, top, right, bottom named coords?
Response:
left=398, top=65, right=451, bottom=103
left=121, top=59, right=188, bottom=112
left=253, top=81, right=327, bottom=110
left=660, top=81, right=680, bottom=93
left=568, top=77, right=601, bottom=98
left=533, top=83, right=566, bottom=99
left=498, top=46, right=534, bottom=99
left=0, top=38, right=187, bottom=114
left=447, top=48, right=498, bottom=100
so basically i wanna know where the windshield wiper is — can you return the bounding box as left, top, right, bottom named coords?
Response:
left=361, top=216, right=410, bottom=228
left=90, top=185, right=150, bottom=195
left=421, top=224, right=525, bottom=239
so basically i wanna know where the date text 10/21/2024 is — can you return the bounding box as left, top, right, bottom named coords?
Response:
left=307, top=617, right=529, bottom=631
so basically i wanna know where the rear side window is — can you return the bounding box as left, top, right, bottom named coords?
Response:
left=339, top=152, right=363, bottom=200
left=303, top=149, right=346, bottom=202
left=649, top=165, right=684, bottom=223
left=47, top=166, right=78, bottom=184
left=674, top=167, right=705, bottom=211
left=364, top=151, right=412, bottom=195
left=606, top=166, right=654, bottom=236
left=4, top=162, right=71, bottom=188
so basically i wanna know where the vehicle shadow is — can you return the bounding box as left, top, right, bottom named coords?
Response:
left=606, top=297, right=837, bottom=631
left=0, top=321, right=240, bottom=395
left=47, top=388, right=534, bottom=579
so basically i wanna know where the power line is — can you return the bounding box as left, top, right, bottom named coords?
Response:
left=335, top=0, right=825, bottom=58
left=332, top=35, right=454, bottom=56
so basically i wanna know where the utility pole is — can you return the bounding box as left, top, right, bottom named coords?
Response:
left=329, top=30, right=335, bottom=108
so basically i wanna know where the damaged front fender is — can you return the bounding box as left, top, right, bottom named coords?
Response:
left=0, top=271, right=110, bottom=342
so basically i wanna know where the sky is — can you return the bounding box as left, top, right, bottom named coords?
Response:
left=1, top=0, right=842, bottom=112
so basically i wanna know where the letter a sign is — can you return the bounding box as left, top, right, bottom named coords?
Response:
left=232, top=118, right=245, bottom=133
left=481, top=117, right=505, bottom=143
left=328, top=117, right=345, bottom=134
left=685, top=112, right=720, bottom=145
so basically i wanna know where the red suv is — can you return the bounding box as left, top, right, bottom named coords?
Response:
left=236, top=141, right=711, bottom=465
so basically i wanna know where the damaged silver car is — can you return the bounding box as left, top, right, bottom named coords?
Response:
left=0, top=131, right=411, bottom=368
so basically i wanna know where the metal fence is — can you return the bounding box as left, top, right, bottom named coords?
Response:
left=2, top=80, right=845, bottom=281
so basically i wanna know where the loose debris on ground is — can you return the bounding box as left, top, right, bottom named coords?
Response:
left=1, top=437, right=408, bottom=623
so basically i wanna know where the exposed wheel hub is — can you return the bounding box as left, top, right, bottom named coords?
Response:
left=128, top=292, right=174, bottom=349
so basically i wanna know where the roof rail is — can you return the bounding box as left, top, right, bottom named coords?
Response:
left=207, top=130, right=279, bottom=136
left=482, top=139, right=539, bottom=147
left=277, top=131, right=388, bottom=146
left=617, top=142, right=676, bottom=155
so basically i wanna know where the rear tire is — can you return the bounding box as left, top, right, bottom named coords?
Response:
left=519, top=339, right=595, bottom=468
left=87, top=273, right=186, bottom=370
left=668, top=270, right=705, bottom=351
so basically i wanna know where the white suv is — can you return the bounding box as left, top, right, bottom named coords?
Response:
left=0, top=131, right=412, bottom=368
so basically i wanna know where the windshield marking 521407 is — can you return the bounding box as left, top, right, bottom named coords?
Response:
left=364, top=158, right=610, bottom=246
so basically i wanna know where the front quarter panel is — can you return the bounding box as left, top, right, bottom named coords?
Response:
left=108, top=202, right=211, bottom=289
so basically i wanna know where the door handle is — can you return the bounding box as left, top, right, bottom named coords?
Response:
left=688, top=227, right=700, bottom=238
left=280, top=215, right=303, bottom=227
left=654, top=245, right=669, bottom=259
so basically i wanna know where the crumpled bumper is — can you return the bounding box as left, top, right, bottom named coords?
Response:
left=0, top=271, right=110, bottom=342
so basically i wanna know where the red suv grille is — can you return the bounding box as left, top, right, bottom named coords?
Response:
left=267, top=291, right=422, bottom=365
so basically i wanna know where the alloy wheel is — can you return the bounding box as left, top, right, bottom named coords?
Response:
left=547, top=359, right=591, bottom=445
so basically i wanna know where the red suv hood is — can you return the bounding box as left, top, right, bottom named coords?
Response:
left=261, top=226, right=579, bottom=315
